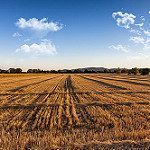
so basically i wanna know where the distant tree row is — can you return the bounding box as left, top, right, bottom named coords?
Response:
left=0, top=68, right=22, bottom=73
left=113, top=67, right=150, bottom=75
left=128, top=68, right=150, bottom=75
left=27, top=69, right=50, bottom=73
left=0, top=67, right=150, bottom=75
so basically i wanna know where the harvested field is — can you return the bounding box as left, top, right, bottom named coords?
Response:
left=0, top=73, right=150, bottom=149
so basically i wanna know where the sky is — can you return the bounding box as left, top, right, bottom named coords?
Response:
left=0, top=0, right=150, bottom=71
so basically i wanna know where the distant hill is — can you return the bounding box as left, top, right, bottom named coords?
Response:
left=61, top=67, right=106, bottom=72
left=72, top=67, right=107, bottom=72
left=61, top=67, right=128, bottom=72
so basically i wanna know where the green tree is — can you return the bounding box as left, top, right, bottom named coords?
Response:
left=131, top=67, right=139, bottom=75
left=73, top=69, right=82, bottom=73
left=84, top=69, right=89, bottom=73
left=128, top=70, right=132, bottom=75
left=91, top=70, right=96, bottom=73
left=9, top=68, right=16, bottom=73
left=16, top=68, right=22, bottom=73
left=141, top=68, right=150, bottom=75
left=50, top=70, right=56, bottom=73
left=104, top=69, right=108, bottom=73
left=57, top=70, right=62, bottom=73
left=121, top=68, right=128, bottom=73
left=108, top=70, right=112, bottom=73
left=66, top=70, right=72, bottom=73
left=116, top=68, right=121, bottom=74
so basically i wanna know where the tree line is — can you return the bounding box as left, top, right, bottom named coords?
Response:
left=0, top=67, right=150, bottom=75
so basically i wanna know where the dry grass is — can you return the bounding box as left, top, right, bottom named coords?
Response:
left=0, top=73, right=150, bottom=149
left=0, top=73, right=53, bottom=77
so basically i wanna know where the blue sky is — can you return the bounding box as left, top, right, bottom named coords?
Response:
left=0, top=0, right=150, bottom=71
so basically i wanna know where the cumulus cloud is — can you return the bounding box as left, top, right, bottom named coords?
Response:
left=16, top=18, right=63, bottom=32
left=16, top=39, right=57, bottom=55
left=109, top=44, right=128, bottom=53
left=112, top=11, right=136, bottom=29
left=112, top=11, right=145, bottom=36
left=12, top=32, right=22, bottom=37
left=112, top=11, right=150, bottom=52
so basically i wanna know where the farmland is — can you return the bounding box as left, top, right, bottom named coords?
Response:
left=0, top=73, right=150, bottom=149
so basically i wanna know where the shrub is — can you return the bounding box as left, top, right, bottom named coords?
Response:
left=121, top=68, right=128, bottom=73
left=131, top=67, right=139, bottom=75
left=116, top=68, right=121, bottom=74
left=141, top=68, right=150, bottom=75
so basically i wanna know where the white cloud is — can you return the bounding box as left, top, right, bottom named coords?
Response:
left=129, top=36, right=150, bottom=50
left=112, top=11, right=150, bottom=51
left=143, top=38, right=150, bottom=50
left=112, top=11, right=136, bottom=29
left=12, top=32, right=22, bottom=37
left=128, top=53, right=149, bottom=60
left=139, top=26, right=150, bottom=36
left=143, top=44, right=150, bottom=50
left=149, top=11, right=150, bottom=14
left=135, top=23, right=144, bottom=27
left=16, top=39, right=57, bottom=55
left=143, top=29, right=150, bottom=36
left=140, top=16, right=145, bottom=21
left=109, top=44, right=128, bottom=53
left=130, top=28, right=141, bottom=35
left=16, top=18, right=63, bottom=32
left=129, top=36, right=144, bottom=44
left=112, top=11, right=144, bottom=35
left=24, top=38, right=30, bottom=42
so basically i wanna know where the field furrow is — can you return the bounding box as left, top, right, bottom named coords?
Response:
left=0, top=73, right=150, bottom=149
